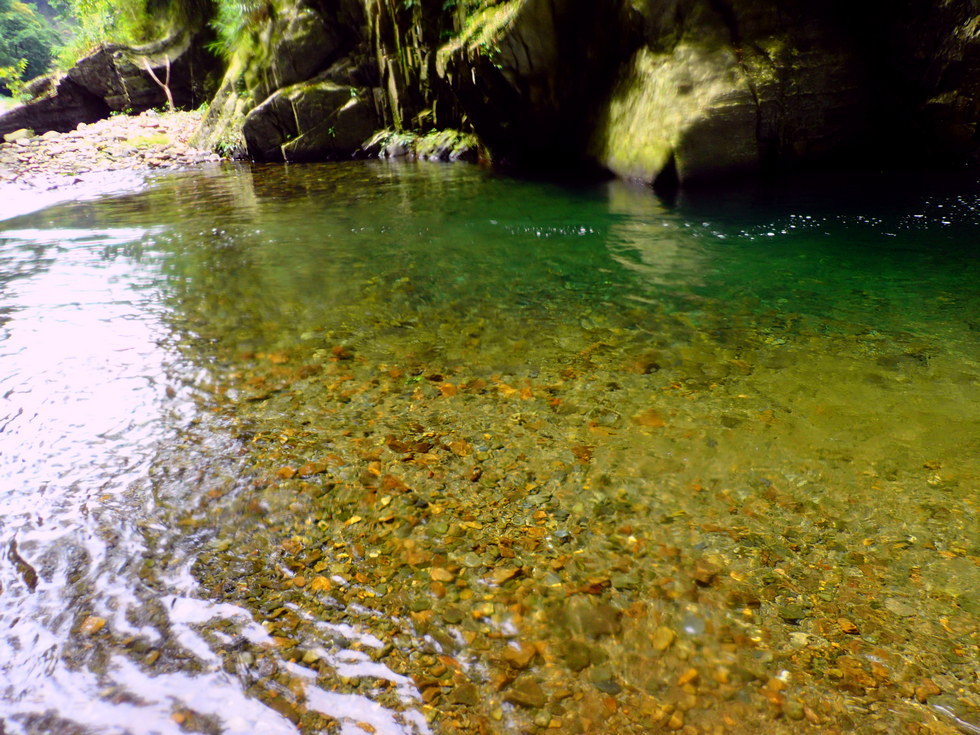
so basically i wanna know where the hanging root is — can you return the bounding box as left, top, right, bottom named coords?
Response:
left=142, top=55, right=175, bottom=112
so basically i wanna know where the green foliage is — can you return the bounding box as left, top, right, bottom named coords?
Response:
left=209, top=0, right=273, bottom=58
left=55, top=0, right=212, bottom=67
left=435, top=0, right=513, bottom=74
left=55, top=0, right=155, bottom=65
left=212, top=123, right=246, bottom=157
left=0, top=58, right=28, bottom=98
left=0, top=1, right=59, bottom=90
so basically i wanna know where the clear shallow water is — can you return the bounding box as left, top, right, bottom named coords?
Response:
left=0, top=162, right=977, bottom=735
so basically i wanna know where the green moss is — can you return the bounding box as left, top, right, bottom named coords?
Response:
left=366, top=127, right=481, bottom=160
left=591, top=43, right=760, bottom=183
left=209, top=0, right=275, bottom=59
left=590, top=48, right=680, bottom=182
left=435, top=0, right=521, bottom=74
left=192, top=73, right=249, bottom=156
left=415, top=128, right=479, bottom=157
left=127, top=132, right=171, bottom=147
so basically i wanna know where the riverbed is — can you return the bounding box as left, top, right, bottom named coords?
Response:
left=0, top=161, right=977, bottom=735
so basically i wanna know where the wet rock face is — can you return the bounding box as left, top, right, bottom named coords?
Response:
left=195, top=0, right=980, bottom=180
left=242, top=80, right=380, bottom=162
left=591, top=0, right=872, bottom=186
left=434, top=0, right=980, bottom=182
left=883, top=0, right=980, bottom=161
left=435, top=0, right=630, bottom=168
left=258, top=0, right=369, bottom=100
left=270, top=7, right=344, bottom=92
left=15, top=0, right=974, bottom=182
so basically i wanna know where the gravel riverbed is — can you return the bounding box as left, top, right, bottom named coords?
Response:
left=1, top=119, right=976, bottom=735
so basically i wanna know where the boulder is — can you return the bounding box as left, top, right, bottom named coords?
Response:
left=3, top=128, right=35, bottom=143
left=412, top=129, right=480, bottom=162
left=591, top=44, right=760, bottom=186
left=242, top=79, right=380, bottom=161
left=242, top=89, right=298, bottom=161
left=361, top=128, right=481, bottom=161
left=196, top=0, right=372, bottom=157
left=0, top=76, right=110, bottom=138
left=282, top=94, right=380, bottom=162
left=66, top=31, right=221, bottom=113
left=0, top=30, right=221, bottom=139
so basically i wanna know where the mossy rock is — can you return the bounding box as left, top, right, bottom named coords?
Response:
left=591, top=44, right=759, bottom=185
left=363, top=128, right=481, bottom=162
left=242, top=79, right=369, bottom=161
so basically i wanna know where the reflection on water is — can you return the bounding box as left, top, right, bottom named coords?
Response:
left=0, top=161, right=977, bottom=735
left=0, top=178, right=431, bottom=735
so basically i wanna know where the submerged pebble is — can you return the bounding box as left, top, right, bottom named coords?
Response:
left=3, top=161, right=977, bottom=735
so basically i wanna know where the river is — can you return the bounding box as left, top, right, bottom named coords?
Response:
left=0, top=161, right=977, bottom=735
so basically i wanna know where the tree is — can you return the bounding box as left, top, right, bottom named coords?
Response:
left=0, top=0, right=59, bottom=92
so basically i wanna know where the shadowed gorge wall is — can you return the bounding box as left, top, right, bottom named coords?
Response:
left=5, top=0, right=980, bottom=185
left=194, top=0, right=980, bottom=183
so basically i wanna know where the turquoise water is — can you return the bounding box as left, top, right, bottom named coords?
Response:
left=0, top=162, right=977, bottom=735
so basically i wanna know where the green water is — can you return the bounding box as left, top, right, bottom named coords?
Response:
left=0, top=161, right=977, bottom=735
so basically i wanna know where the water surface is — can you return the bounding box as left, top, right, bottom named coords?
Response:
left=0, top=162, right=977, bottom=735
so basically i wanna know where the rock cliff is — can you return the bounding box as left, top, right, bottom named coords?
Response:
left=197, top=0, right=980, bottom=185
left=5, top=0, right=979, bottom=187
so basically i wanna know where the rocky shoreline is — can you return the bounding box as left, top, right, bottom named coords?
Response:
left=0, top=109, right=221, bottom=193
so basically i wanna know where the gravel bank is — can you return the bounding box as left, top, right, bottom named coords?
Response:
left=0, top=109, right=222, bottom=191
